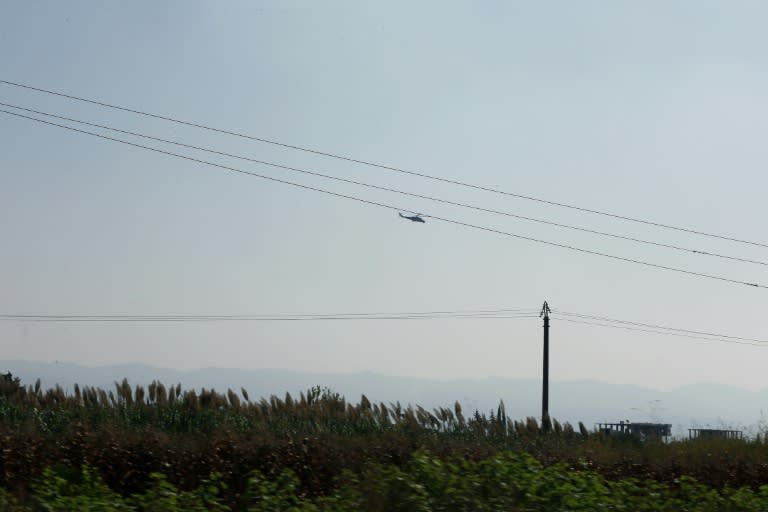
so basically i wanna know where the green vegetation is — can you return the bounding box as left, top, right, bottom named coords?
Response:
left=4, top=452, right=768, bottom=511
left=2, top=371, right=768, bottom=509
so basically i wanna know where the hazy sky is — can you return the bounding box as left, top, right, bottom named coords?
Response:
left=1, top=1, right=767, bottom=391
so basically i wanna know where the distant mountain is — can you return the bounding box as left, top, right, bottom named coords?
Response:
left=2, top=360, right=767, bottom=437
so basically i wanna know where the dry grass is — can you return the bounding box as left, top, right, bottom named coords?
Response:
left=2, top=371, right=768, bottom=502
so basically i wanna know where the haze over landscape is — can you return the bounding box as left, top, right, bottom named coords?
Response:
left=2, top=1, right=768, bottom=429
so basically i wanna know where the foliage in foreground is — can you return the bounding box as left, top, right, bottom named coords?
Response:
left=2, top=451, right=768, bottom=511
left=3, top=371, right=768, bottom=507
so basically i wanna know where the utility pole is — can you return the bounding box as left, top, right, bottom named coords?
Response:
left=540, top=301, right=551, bottom=426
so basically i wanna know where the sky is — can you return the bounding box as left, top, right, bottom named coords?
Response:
left=1, top=1, right=767, bottom=391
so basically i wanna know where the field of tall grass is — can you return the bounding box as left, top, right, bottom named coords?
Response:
left=2, top=371, right=768, bottom=509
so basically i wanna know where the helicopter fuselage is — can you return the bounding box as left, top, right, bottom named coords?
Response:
left=399, top=213, right=425, bottom=223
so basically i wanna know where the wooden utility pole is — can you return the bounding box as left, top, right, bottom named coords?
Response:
left=540, top=301, right=551, bottom=425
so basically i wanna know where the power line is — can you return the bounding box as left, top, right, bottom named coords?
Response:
left=553, top=310, right=768, bottom=344
left=555, top=317, right=766, bottom=347
left=0, top=312, right=540, bottom=322
left=2, top=78, right=766, bottom=249
left=1, top=108, right=766, bottom=290
left=0, top=316, right=541, bottom=322
left=0, top=309, right=540, bottom=319
left=258, top=307, right=539, bottom=317
left=0, top=307, right=539, bottom=319
left=3, top=307, right=764, bottom=349
left=4, top=101, right=766, bottom=268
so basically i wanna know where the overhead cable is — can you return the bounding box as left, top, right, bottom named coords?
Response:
left=1, top=108, right=766, bottom=290
left=2, top=79, right=766, bottom=249
left=0, top=313, right=539, bottom=322
left=3, top=308, right=764, bottom=349
left=3, top=102, right=765, bottom=268
left=555, top=317, right=765, bottom=347
left=553, top=310, right=768, bottom=344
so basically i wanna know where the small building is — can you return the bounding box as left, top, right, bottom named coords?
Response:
left=597, top=421, right=672, bottom=442
left=688, top=428, right=742, bottom=440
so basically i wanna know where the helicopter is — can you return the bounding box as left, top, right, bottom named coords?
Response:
left=399, top=212, right=425, bottom=223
